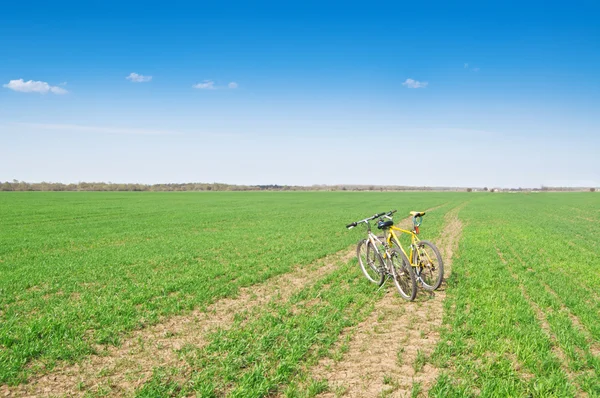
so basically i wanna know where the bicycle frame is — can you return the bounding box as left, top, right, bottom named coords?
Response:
left=384, top=224, right=435, bottom=270
left=384, top=226, right=418, bottom=265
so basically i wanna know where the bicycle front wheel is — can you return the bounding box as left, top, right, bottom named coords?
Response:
left=390, top=249, right=417, bottom=301
left=357, top=239, right=385, bottom=286
left=414, top=240, right=444, bottom=291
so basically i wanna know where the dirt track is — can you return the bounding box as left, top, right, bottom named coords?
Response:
left=312, top=206, right=463, bottom=397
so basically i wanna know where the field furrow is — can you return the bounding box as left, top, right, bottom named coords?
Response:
left=429, top=193, right=600, bottom=397
left=497, top=240, right=600, bottom=395
left=496, top=247, right=578, bottom=388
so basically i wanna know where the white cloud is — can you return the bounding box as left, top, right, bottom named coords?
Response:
left=50, top=86, right=68, bottom=94
left=228, top=82, right=238, bottom=89
left=13, top=123, right=177, bottom=136
left=3, top=79, right=68, bottom=94
left=126, top=73, right=152, bottom=83
left=464, top=63, right=469, bottom=69
left=472, top=67, right=480, bottom=72
left=402, top=78, right=428, bottom=89
left=193, top=80, right=215, bottom=89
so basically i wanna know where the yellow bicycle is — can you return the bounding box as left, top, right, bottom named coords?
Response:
left=379, top=210, right=444, bottom=291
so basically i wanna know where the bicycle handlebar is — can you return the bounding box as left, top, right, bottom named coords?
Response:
left=346, top=210, right=396, bottom=229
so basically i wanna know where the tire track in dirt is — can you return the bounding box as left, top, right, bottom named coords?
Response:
left=1, top=248, right=355, bottom=397
left=311, top=205, right=464, bottom=398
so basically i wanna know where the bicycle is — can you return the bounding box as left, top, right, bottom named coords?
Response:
left=378, top=210, right=444, bottom=291
left=346, top=212, right=417, bottom=301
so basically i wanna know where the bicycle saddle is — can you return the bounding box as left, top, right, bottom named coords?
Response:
left=409, top=211, right=426, bottom=217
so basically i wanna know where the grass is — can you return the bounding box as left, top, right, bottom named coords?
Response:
left=430, top=192, right=600, bottom=397
left=413, top=349, right=426, bottom=373
left=2, top=191, right=600, bottom=397
left=0, top=191, right=453, bottom=386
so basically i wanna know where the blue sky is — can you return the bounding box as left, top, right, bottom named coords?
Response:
left=1, top=0, right=599, bottom=188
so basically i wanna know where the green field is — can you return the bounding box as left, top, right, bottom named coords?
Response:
left=1, top=192, right=599, bottom=397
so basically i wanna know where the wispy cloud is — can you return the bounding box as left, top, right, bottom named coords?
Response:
left=3, top=79, right=68, bottom=94
left=402, top=78, right=428, bottom=89
left=193, top=80, right=216, bottom=90
left=126, top=73, right=152, bottom=83
left=193, top=80, right=238, bottom=90
left=13, top=123, right=177, bottom=136
left=464, top=63, right=480, bottom=72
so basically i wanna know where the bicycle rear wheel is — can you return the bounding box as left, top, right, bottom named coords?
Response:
left=390, top=248, right=417, bottom=301
left=357, top=239, right=385, bottom=286
left=414, top=240, right=444, bottom=291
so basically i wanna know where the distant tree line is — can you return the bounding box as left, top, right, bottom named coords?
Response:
left=0, top=180, right=465, bottom=192
left=540, top=185, right=597, bottom=192
left=0, top=180, right=597, bottom=192
left=0, top=180, right=293, bottom=192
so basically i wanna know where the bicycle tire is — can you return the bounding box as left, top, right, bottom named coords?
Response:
left=390, top=248, right=417, bottom=301
left=414, top=240, right=444, bottom=291
left=357, top=239, right=385, bottom=286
